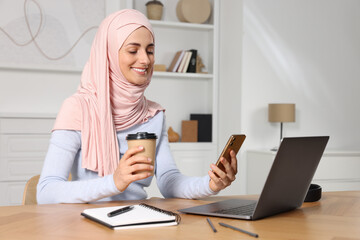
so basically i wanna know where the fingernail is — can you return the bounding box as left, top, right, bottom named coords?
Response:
left=138, top=146, right=144, bottom=150
left=148, top=158, right=152, bottom=162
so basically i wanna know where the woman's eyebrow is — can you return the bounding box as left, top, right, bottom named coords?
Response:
left=125, top=43, right=155, bottom=47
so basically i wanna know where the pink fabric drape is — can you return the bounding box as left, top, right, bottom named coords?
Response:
left=53, top=9, right=164, bottom=176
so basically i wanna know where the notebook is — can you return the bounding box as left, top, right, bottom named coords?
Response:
left=178, top=136, right=329, bottom=220
left=81, top=203, right=181, bottom=229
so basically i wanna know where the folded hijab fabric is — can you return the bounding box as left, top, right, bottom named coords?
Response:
left=53, top=9, right=164, bottom=176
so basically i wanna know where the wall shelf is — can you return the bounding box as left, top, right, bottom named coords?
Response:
left=129, top=0, right=219, bottom=150
left=149, top=20, right=214, bottom=31
left=153, top=71, right=213, bottom=79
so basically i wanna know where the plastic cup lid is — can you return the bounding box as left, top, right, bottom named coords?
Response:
left=126, top=132, right=157, bottom=140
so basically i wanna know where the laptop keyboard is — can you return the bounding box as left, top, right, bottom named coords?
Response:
left=214, top=202, right=256, bottom=216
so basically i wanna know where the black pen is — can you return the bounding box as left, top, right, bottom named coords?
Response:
left=219, top=222, right=259, bottom=238
left=107, top=205, right=134, bottom=217
left=206, top=218, right=217, bottom=232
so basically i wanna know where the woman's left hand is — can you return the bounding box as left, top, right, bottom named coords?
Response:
left=208, top=150, right=238, bottom=192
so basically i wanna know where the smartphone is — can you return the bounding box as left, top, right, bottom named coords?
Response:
left=215, top=134, right=246, bottom=172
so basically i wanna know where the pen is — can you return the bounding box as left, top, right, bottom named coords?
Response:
left=107, top=205, right=134, bottom=217
left=206, top=218, right=217, bottom=232
left=219, top=222, right=259, bottom=238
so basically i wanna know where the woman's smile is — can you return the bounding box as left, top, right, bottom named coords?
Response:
left=132, top=67, right=148, bottom=75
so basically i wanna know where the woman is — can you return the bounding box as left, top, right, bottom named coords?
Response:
left=37, top=9, right=237, bottom=204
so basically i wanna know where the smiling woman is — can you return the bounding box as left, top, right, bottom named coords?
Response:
left=36, top=8, right=239, bottom=205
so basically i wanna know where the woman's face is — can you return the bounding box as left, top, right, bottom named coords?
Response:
left=118, top=27, right=155, bottom=85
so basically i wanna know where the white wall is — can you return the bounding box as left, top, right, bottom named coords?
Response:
left=0, top=69, right=79, bottom=114
left=217, top=1, right=244, bottom=195
left=217, top=0, right=360, bottom=195
left=240, top=0, right=360, bottom=151
left=218, top=2, right=243, bottom=148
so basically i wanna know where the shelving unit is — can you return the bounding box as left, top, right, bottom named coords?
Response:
left=126, top=0, right=219, bottom=149
left=126, top=1, right=219, bottom=196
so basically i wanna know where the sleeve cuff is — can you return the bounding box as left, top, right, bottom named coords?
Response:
left=203, top=175, right=219, bottom=196
left=106, top=174, right=122, bottom=194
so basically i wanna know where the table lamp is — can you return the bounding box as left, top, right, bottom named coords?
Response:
left=268, top=103, right=295, bottom=150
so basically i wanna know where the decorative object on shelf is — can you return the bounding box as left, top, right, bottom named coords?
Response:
left=196, top=55, right=206, bottom=73
left=168, top=127, right=180, bottom=142
left=268, top=103, right=296, bottom=151
left=146, top=0, right=164, bottom=20
left=181, top=120, right=198, bottom=142
left=176, top=0, right=212, bottom=24
left=190, top=114, right=212, bottom=142
left=154, top=64, right=166, bottom=72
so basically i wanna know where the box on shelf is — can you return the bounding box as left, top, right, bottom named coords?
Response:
left=190, top=114, right=212, bottom=142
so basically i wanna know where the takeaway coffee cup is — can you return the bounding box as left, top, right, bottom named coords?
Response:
left=126, top=132, right=157, bottom=176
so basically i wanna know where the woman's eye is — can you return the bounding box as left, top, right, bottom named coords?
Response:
left=147, top=48, right=155, bottom=54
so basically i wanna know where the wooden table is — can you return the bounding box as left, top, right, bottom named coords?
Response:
left=1, top=191, right=359, bottom=240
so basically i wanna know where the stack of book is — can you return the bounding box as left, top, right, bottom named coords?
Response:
left=167, top=49, right=197, bottom=73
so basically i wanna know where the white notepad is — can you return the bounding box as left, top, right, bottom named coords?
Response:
left=81, top=203, right=181, bottom=230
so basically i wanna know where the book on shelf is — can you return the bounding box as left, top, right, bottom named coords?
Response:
left=177, top=51, right=190, bottom=73
left=186, top=49, right=197, bottom=73
left=168, top=49, right=199, bottom=73
left=81, top=203, right=181, bottom=230
left=167, top=50, right=185, bottom=72
left=179, top=51, right=193, bottom=73
left=190, top=114, right=212, bottom=142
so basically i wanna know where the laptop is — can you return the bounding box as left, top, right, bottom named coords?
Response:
left=178, top=136, right=329, bottom=220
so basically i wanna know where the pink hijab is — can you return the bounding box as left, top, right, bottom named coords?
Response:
left=53, top=9, right=164, bottom=176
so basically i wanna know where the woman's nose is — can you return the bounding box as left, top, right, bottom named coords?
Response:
left=138, top=50, right=151, bottom=65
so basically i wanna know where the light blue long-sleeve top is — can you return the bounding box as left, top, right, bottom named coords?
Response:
left=37, top=111, right=217, bottom=204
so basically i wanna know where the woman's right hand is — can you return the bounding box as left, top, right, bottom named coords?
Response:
left=113, top=146, right=153, bottom=192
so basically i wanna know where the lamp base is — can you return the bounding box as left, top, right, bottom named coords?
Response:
left=270, top=146, right=278, bottom=151
left=270, top=122, right=283, bottom=151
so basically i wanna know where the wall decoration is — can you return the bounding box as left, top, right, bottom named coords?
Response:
left=0, top=0, right=106, bottom=71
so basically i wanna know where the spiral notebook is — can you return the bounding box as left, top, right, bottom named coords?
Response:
left=81, top=203, right=181, bottom=230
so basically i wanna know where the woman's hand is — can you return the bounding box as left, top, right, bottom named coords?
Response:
left=113, top=146, right=153, bottom=192
left=208, top=150, right=238, bottom=192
